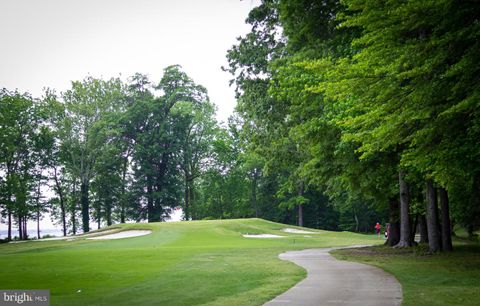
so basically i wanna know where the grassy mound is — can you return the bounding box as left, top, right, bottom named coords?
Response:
left=0, top=218, right=381, bottom=305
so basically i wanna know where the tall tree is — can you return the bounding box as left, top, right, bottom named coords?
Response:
left=0, top=89, right=51, bottom=239
left=286, top=0, right=480, bottom=247
left=125, top=66, right=213, bottom=222
left=174, top=91, right=217, bottom=220
left=60, top=77, right=124, bottom=232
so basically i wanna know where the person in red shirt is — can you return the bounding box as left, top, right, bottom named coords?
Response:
left=375, top=222, right=381, bottom=236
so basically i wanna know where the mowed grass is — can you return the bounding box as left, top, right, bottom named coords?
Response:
left=0, top=218, right=381, bottom=306
left=332, top=241, right=480, bottom=306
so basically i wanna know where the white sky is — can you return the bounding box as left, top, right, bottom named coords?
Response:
left=0, top=0, right=260, bottom=235
left=0, top=0, right=260, bottom=123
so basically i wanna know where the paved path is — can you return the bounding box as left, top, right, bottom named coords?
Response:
left=264, top=246, right=402, bottom=306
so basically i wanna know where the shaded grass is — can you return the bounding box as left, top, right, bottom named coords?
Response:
left=332, top=243, right=480, bottom=306
left=0, top=218, right=381, bottom=305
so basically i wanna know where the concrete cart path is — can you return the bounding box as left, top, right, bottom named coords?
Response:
left=264, top=246, right=403, bottom=306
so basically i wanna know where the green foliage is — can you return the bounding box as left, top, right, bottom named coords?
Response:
left=0, top=89, right=51, bottom=238
left=223, top=0, right=395, bottom=231
left=1, top=65, right=227, bottom=235
left=225, top=0, right=480, bottom=235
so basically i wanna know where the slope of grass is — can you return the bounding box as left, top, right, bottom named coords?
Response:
left=332, top=242, right=480, bottom=306
left=0, top=218, right=381, bottom=305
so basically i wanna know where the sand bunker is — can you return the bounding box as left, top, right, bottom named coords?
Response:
left=243, top=234, right=284, bottom=238
left=87, top=230, right=152, bottom=240
left=32, top=229, right=120, bottom=242
left=282, top=228, right=316, bottom=234
left=79, top=229, right=119, bottom=237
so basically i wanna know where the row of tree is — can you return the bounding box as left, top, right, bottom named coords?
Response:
left=0, top=63, right=380, bottom=241
left=1, top=64, right=342, bottom=240
left=0, top=66, right=225, bottom=239
left=223, top=0, right=480, bottom=252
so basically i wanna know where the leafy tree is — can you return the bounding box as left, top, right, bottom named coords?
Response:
left=0, top=89, right=51, bottom=239
left=124, top=66, right=214, bottom=222
left=60, top=77, right=125, bottom=232
left=174, top=90, right=217, bottom=220
left=195, top=124, right=250, bottom=220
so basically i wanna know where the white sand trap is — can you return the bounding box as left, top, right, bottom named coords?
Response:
left=243, top=234, right=284, bottom=238
left=282, top=228, right=316, bottom=234
left=88, top=230, right=152, bottom=240
left=79, top=229, right=119, bottom=237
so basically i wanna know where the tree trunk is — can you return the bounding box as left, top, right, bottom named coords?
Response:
left=37, top=209, right=40, bottom=239
left=189, top=182, right=195, bottom=220
left=23, top=217, right=27, bottom=240
left=386, top=198, right=400, bottom=246
left=120, top=157, right=128, bottom=224
left=426, top=180, right=441, bottom=252
left=298, top=204, right=304, bottom=227
left=419, top=214, right=429, bottom=243
left=18, top=215, right=28, bottom=240
left=184, top=175, right=190, bottom=221
left=120, top=192, right=126, bottom=224
left=190, top=184, right=198, bottom=220
left=71, top=180, right=77, bottom=235
left=36, top=181, right=41, bottom=239
left=18, top=215, right=23, bottom=240
left=81, top=180, right=90, bottom=233
left=395, top=169, right=412, bottom=247
left=19, top=217, right=28, bottom=240
left=147, top=176, right=155, bottom=223
left=297, top=182, right=304, bottom=227
left=106, top=197, right=112, bottom=226
left=60, top=199, right=67, bottom=237
left=252, top=170, right=258, bottom=218
left=7, top=209, right=12, bottom=240
left=54, top=167, right=67, bottom=236
left=439, top=188, right=453, bottom=252
left=154, top=184, right=164, bottom=222
left=105, top=188, right=112, bottom=226
left=353, top=205, right=359, bottom=232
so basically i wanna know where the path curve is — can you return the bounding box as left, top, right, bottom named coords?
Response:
left=264, top=246, right=402, bottom=306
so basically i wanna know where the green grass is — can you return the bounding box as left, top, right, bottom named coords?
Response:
left=332, top=242, right=480, bottom=306
left=0, top=218, right=381, bottom=306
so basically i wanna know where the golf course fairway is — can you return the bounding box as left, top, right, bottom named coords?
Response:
left=0, top=218, right=382, bottom=305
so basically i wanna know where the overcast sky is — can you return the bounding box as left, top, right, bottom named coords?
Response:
left=0, top=0, right=260, bottom=122
left=0, top=0, right=260, bottom=234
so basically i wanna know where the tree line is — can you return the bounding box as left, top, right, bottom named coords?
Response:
left=224, top=0, right=480, bottom=252
left=2, top=0, right=479, bottom=249
left=0, top=66, right=221, bottom=239
left=1, top=64, right=340, bottom=240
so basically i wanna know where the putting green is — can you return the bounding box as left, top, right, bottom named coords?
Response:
left=0, top=218, right=382, bottom=305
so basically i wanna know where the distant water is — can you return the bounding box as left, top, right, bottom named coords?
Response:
left=0, top=228, right=64, bottom=239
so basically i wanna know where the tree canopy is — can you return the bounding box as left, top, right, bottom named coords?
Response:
left=1, top=1, right=479, bottom=252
